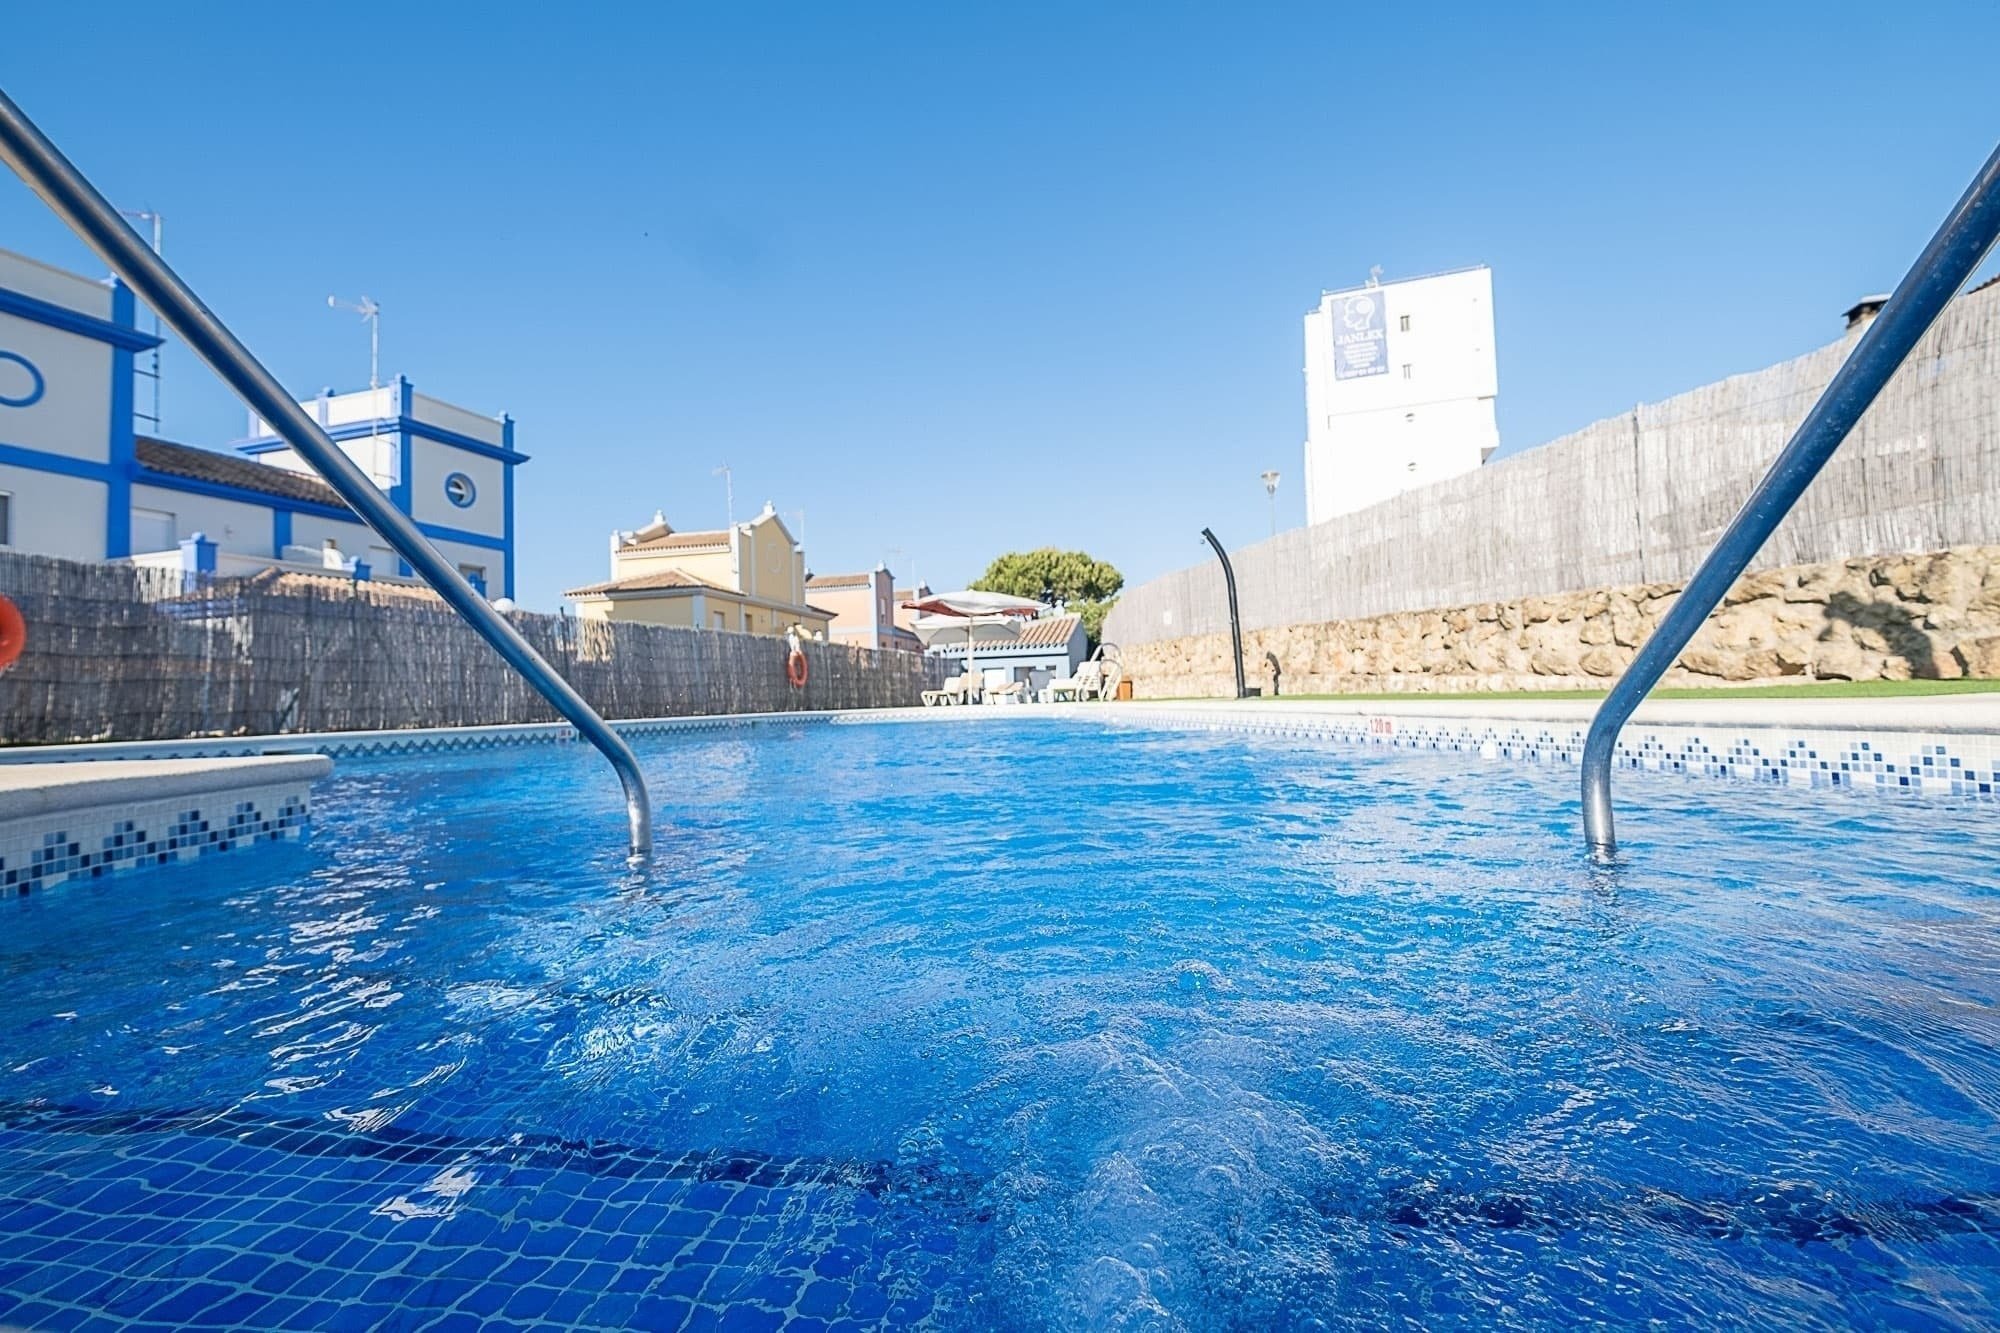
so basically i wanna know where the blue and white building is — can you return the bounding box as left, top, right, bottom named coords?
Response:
left=0, top=245, right=522, bottom=597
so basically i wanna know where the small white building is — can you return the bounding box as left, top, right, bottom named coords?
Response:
left=1301, top=266, right=1499, bottom=524
left=0, top=244, right=523, bottom=597
left=925, top=612, right=1088, bottom=695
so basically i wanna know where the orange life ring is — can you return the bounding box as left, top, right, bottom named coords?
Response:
left=0, top=595, right=22, bottom=672
left=786, top=646, right=809, bottom=688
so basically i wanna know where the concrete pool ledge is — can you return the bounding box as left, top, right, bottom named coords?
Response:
left=0, top=755, right=330, bottom=894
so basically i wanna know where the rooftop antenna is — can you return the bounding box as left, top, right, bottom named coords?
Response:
left=786, top=507, right=806, bottom=548
left=1261, top=469, right=1281, bottom=537
left=326, top=294, right=381, bottom=389
left=118, top=208, right=163, bottom=431
left=1367, top=265, right=1383, bottom=288
left=712, top=463, right=734, bottom=529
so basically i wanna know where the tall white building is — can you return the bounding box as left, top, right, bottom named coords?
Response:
left=1301, top=265, right=1498, bottom=525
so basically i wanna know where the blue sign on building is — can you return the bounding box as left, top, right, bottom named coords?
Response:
left=1332, top=291, right=1388, bottom=380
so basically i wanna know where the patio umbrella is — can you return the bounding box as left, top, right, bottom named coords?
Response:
left=902, top=589, right=1042, bottom=689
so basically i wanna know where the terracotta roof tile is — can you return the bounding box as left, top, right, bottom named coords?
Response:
left=1014, top=613, right=1082, bottom=647
left=565, top=569, right=722, bottom=597
left=137, top=437, right=347, bottom=508
left=621, top=528, right=730, bottom=552
left=806, top=572, right=873, bottom=589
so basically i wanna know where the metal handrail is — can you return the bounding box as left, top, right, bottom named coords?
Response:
left=0, top=88, right=654, bottom=858
left=1200, top=528, right=1248, bottom=699
left=1582, top=142, right=2000, bottom=857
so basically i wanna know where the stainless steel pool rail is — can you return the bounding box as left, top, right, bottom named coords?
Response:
left=0, top=88, right=655, bottom=858
left=1581, top=141, right=2000, bottom=858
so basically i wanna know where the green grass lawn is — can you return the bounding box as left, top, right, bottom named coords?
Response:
left=1166, top=678, right=2000, bottom=703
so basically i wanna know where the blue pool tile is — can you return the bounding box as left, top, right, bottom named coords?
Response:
left=634, top=1294, right=698, bottom=1327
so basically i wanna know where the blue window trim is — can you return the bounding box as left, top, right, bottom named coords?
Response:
left=236, top=416, right=529, bottom=465
left=0, top=439, right=112, bottom=481
left=105, top=281, right=135, bottom=557
left=502, top=414, right=515, bottom=598
left=444, top=470, right=476, bottom=508
left=415, top=519, right=507, bottom=551
left=393, top=378, right=414, bottom=576
left=0, top=285, right=163, bottom=351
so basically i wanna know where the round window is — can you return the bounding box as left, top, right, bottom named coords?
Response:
left=444, top=472, right=477, bottom=508
left=0, top=350, right=46, bottom=409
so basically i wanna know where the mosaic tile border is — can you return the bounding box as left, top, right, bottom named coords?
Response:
left=5, top=703, right=1996, bottom=801
left=0, top=714, right=847, bottom=766
left=1104, top=708, right=2000, bottom=797
left=0, top=780, right=312, bottom=896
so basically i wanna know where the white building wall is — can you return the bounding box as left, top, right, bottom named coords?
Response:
left=410, top=392, right=505, bottom=445
left=129, top=483, right=275, bottom=557
left=288, top=513, right=377, bottom=558
left=0, top=463, right=104, bottom=560
left=426, top=536, right=503, bottom=586
left=1303, top=266, right=1498, bottom=525
left=0, top=249, right=112, bottom=319
left=408, top=437, right=505, bottom=536
left=256, top=435, right=397, bottom=489
left=0, top=311, right=114, bottom=464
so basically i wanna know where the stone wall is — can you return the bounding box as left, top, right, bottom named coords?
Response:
left=1123, top=545, right=2000, bottom=698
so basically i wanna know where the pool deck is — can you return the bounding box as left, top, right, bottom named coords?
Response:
left=0, top=756, right=331, bottom=894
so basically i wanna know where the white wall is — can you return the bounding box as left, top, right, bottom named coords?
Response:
left=425, top=535, right=502, bottom=587
left=0, top=463, right=105, bottom=560
left=0, top=311, right=114, bottom=464
left=129, top=483, right=276, bottom=556
left=1303, top=267, right=1498, bottom=524
left=289, top=513, right=376, bottom=558
left=256, top=435, right=397, bottom=489
left=408, top=437, right=505, bottom=535
left=0, top=248, right=112, bottom=319
left=410, top=392, right=504, bottom=445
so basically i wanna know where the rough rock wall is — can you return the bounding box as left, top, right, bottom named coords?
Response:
left=1123, top=546, right=2000, bottom=698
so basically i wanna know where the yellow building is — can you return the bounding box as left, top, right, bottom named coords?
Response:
left=565, top=504, right=833, bottom=637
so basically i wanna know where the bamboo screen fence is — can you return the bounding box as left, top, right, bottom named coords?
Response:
left=1106, top=283, right=2000, bottom=647
left=0, top=554, right=948, bottom=745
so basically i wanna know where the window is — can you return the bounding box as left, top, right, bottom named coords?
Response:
left=443, top=472, right=477, bottom=508
left=0, top=492, right=10, bottom=547
left=1399, top=314, right=1411, bottom=332
left=1401, top=363, right=1413, bottom=379
left=131, top=507, right=176, bottom=553
left=712, top=610, right=725, bottom=629
left=457, top=563, right=487, bottom=590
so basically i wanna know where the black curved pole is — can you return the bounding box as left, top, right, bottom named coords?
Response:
left=1200, top=528, right=1248, bottom=700
left=1582, top=139, right=2000, bottom=857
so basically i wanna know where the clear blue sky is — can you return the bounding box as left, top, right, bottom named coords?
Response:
left=5, top=3, right=1997, bottom=609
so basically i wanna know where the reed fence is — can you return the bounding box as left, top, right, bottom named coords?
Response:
left=1108, top=282, right=2000, bottom=647
left=0, top=552, right=947, bottom=745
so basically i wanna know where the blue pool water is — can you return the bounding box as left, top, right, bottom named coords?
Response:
left=3, top=717, right=1999, bottom=1330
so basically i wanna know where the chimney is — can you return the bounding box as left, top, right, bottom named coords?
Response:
left=1842, top=294, right=1890, bottom=334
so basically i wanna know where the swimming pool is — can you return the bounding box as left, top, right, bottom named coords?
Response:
left=3, top=716, right=1997, bottom=1330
